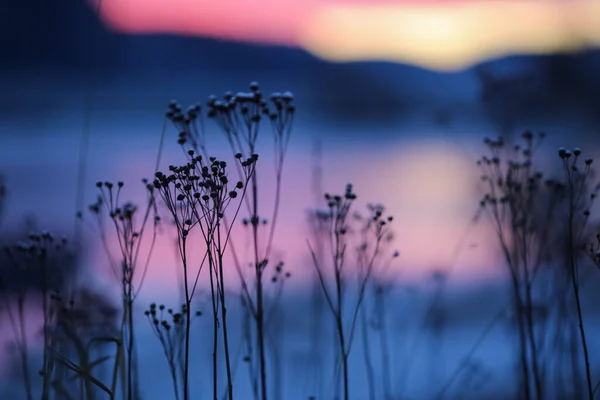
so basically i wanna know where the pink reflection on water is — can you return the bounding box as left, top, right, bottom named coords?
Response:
left=83, top=136, right=499, bottom=301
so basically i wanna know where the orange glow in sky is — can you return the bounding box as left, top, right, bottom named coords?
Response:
left=96, top=0, right=600, bottom=70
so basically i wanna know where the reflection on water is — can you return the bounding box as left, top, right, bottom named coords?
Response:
left=1, top=86, right=600, bottom=399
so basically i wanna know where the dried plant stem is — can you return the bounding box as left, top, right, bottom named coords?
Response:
left=250, top=171, right=269, bottom=400
left=243, top=298, right=260, bottom=400
left=309, top=187, right=392, bottom=400
left=360, top=306, right=375, bottom=400
left=126, top=303, right=136, bottom=400
left=436, top=304, right=507, bottom=399
left=208, top=249, right=219, bottom=400
left=478, top=134, right=556, bottom=399
left=41, top=258, right=50, bottom=400
left=180, top=236, right=191, bottom=400
left=18, top=297, right=34, bottom=400
left=217, top=223, right=234, bottom=400
left=333, top=228, right=350, bottom=400
left=376, top=289, right=392, bottom=400
left=566, top=173, right=593, bottom=400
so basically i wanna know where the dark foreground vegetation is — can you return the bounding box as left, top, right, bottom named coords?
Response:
left=1, top=83, right=600, bottom=400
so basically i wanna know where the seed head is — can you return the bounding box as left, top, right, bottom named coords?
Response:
left=558, top=147, right=567, bottom=158
left=521, top=131, right=533, bottom=140
left=281, top=91, right=294, bottom=103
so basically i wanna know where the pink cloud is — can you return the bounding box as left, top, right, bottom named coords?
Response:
left=97, top=0, right=319, bottom=44
left=95, top=0, right=600, bottom=70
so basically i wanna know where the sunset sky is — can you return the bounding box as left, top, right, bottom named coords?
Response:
left=3, top=1, right=600, bottom=398
left=96, top=0, right=600, bottom=70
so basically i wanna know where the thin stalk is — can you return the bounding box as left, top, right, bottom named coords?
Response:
left=569, top=226, right=593, bottom=399
left=511, top=272, right=532, bottom=400
left=250, top=169, right=268, bottom=400
left=110, top=339, right=121, bottom=400
left=41, top=258, right=50, bottom=400
left=181, top=236, right=191, bottom=400
left=518, top=159, right=543, bottom=400
left=217, top=223, right=234, bottom=400
left=376, top=289, right=392, bottom=400
left=524, top=279, right=543, bottom=399
left=360, top=307, right=375, bottom=400
left=569, top=312, right=583, bottom=398
left=242, top=295, right=259, bottom=400
left=337, top=321, right=349, bottom=400
left=567, top=166, right=594, bottom=400
left=436, top=305, right=506, bottom=399
left=209, top=249, right=219, bottom=400
left=126, top=291, right=136, bottom=400
left=333, top=230, right=349, bottom=400
left=18, top=297, right=33, bottom=400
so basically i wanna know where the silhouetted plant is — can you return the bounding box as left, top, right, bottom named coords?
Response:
left=558, top=147, right=598, bottom=399
left=85, top=179, right=158, bottom=400
left=144, top=302, right=202, bottom=400
left=305, top=140, right=329, bottom=400
left=166, top=82, right=295, bottom=400
left=157, top=97, right=259, bottom=399
left=47, top=287, right=120, bottom=400
left=355, top=205, right=398, bottom=400
left=478, top=132, right=551, bottom=399
left=477, top=132, right=599, bottom=399
left=211, top=84, right=294, bottom=400
left=1, top=231, right=68, bottom=400
left=308, top=185, right=395, bottom=400
left=0, top=174, right=5, bottom=226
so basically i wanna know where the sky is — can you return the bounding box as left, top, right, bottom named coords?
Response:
left=96, top=0, right=600, bottom=70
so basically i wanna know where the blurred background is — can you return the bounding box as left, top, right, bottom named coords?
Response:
left=2, top=0, right=600, bottom=398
